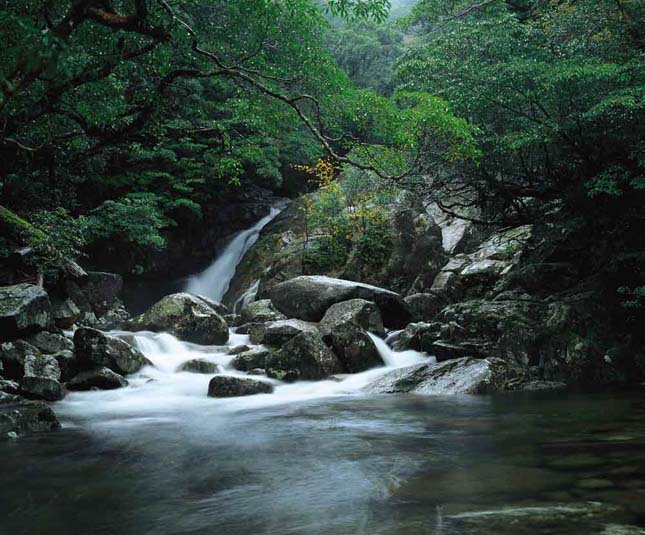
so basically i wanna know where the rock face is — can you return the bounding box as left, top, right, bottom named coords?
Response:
left=231, top=349, right=272, bottom=372
left=240, top=299, right=286, bottom=324
left=249, top=319, right=318, bottom=346
left=319, top=299, right=385, bottom=336
left=0, top=394, right=61, bottom=440
left=266, top=331, right=343, bottom=382
left=268, top=276, right=411, bottom=328
left=74, top=327, right=149, bottom=375
left=128, top=293, right=229, bottom=345
left=19, top=354, right=65, bottom=401
left=207, top=376, right=274, bottom=397
left=0, top=284, right=51, bottom=340
left=67, top=367, right=128, bottom=391
left=177, top=359, right=220, bottom=374
left=63, top=271, right=123, bottom=318
left=365, top=357, right=520, bottom=395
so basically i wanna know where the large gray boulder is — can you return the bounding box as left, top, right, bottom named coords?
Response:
left=365, top=357, right=520, bottom=395
left=63, top=271, right=123, bottom=317
left=128, top=293, right=229, bottom=345
left=231, top=348, right=273, bottom=372
left=323, top=323, right=384, bottom=373
left=67, top=367, right=128, bottom=391
left=319, top=299, right=384, bottom=336
left=249, top=319, right=318, bottom=346
left=23, top=331, right=73, bottom=354
left=19, top=353, right=65, bottom=401
left=266, top=331, right=343, bottom=382
left=268, top=276, right=411, bottom=328
left=207, top=376, right=274, bottom=397
left=0, top=339, right=42, bottom=379
left=0, top=284, right=51, bottom=340
left=0, top=394, right=61, bottom=440
left=240, top=299, right=286, bottom=324
left=74, top=327, right=149, bottom=375
left=404, top=293, right=445, bottom=322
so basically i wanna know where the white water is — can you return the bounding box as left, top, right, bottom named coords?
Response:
left=233, top=279, right=260, bottom=313
left=185, top=207, right=281, bottom=301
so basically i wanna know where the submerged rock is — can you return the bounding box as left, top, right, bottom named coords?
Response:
left=177, top=359, right=221, bottom=374
left=231, top=349, right=272, bottom=372
left=0, top=284, right=51, bottom=340
left=74, top=327, right=150, bottom=376
left=365, top=357, right=519, bottom=395
left=207, top=376, right=274, bottom=397
left=249, top=319, right=318, bottom=346
left=319, top=298, right=385, bottom=336
left=0, top=394, right=61, bottom=440
left=128, top=292, right=229, bottom=345
left=266, top=331, right=343, bottom=382
left=67, top=367, right=128, bottom=390
left=19, top=353, right=65, bottom=401
left=240, top=299, right=286, bottom=324
left=268, top=276, right=411, bottom=328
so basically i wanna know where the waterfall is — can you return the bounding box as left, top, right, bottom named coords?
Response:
left=368, top=333, right=428, bottom=368
left=185, top=207, right=280, bottom=301
left=233, top=280, right=260, bottom=313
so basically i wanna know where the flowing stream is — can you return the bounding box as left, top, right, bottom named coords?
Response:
left=1, top=211, right=644, bottom=535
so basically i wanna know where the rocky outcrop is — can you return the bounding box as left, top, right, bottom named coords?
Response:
left=74, top=327, right=149, bottom=375
left=319, top=299, right=385, bottom=336
left=266, top=331, right=343, bottom=382
left=404, top=293, right=445, bottom=322
left=240, top=299, right=286, bottom=324
left=268, top=276, right=411, bottom=328
left=249, top=319, right=318, bottom=346
left=207, top=376, right=274, bottom=397
left=231, top=349, right=273, bottom=372
left=0, top=284, right=51, bottom=340
left=19, top=353, right=65, bottom=401
left=365, top=357, right=522, bottom=395
left=128, top=293, right=228, bottom=345
left=177, top=359, right=221, bottom=374
left=67, top=367, right=128, bottom=390
left=0, top=393, right=61, bottom=440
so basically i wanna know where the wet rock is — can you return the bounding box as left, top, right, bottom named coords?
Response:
left=128, top=292, right=228, bottom=345
left=319, top=299, right=384, bottom=336
left=64, top=271, right=123, bottom=318
left=0, top=339, right=42, bottom=379
left=207, top=376, right=274, bottom=397
left=365, top=357, right=520, bottom=395
left=266, top=331, right=343, bottom=382
left=322, top=324, right=384, bottom=373
left=392, top=322, right=442, bottom=352
left=231, top=349, right=272, bottom=372
left=247, top=368, right=265, bottom=376
left=0, top=394, right=61, bottom=440
left=0, top=283, right=51, bottom=340
left=519, top=380, right=568, bottom=392
left=227, top=344, right=251, bottom=355
left=74, top=327, right=149, bottom=375
left=19, top=353, right=65, bottom=401
left=67, top=367, right=128, bottom=390
left=404, top=293, right=445, bottom=322
left=51, top=298, right=81, bottom=329
left=177, top=359, right=220, bottom=374
left=23, top=331, right=73, bottom=354
left=50, top=350, right=76, bottom=381
left=0, top=379, right=19, bottom=395
left=249, top=319, right=318, bottom=346
left=268, top=276, right=411, bottom=328
left=240, top=299, right=286, bottom=324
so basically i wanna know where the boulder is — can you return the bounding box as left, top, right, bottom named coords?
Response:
left=50, top=350, right=77, bottom=381
left=404, top=293, right=445, bottom=322
left=19, top=353, right=65, bottom=401
left=67, top=367, right=128, bottom=390
left=240, top=299, right=286, bottom=324
left=207, top=376, right=274, bottom=397
left=74, top=327, right=149, bottom=375
left=231, top=349, right=272, bottom=372
left=268, top=276, right=411, bottom=328
left=128, top=293, right=229, bottom=345
left=0, top=284, right=51, bottom=340
left=0, top=379, right=19, bottom=395
left=51, top=298, right=81, bottom=329
left=247, top=368, right=265, bottom=376
left=177, top=359, right=221, bottom=374
left=0, top=339, right=42, bottom=379
left=266, top=331, right=343, bottom=382
left=23, top=331, right=73, bottom=354
left=249, top=319, right=318, bottom=346
left=319, top=299, right=384, bottom=336
left=323, top=323, right=384, bottom=373
left=227, top=344, right=251, bottom=355
left=0, top=394, right=61, bottom=440
left=365, top=357, right=521, bottom=395
left=64, top=271, right=123, bottom=317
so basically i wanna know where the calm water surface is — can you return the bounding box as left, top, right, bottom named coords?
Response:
left=1, top=390, right=644, bottom=535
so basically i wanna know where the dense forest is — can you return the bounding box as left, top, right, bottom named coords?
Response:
left=2, top=1, right=645, bottom=532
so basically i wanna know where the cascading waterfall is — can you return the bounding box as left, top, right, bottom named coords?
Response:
left=185, top=207, right=281, bottom=302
